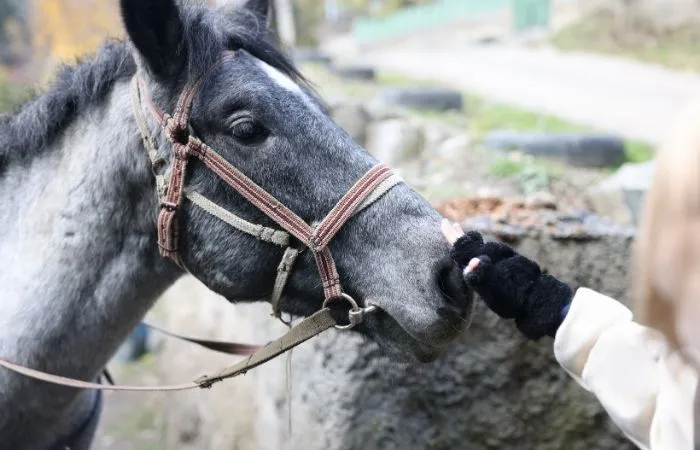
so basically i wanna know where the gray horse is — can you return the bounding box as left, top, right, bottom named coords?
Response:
left=0, top=0, right=472, bottom=448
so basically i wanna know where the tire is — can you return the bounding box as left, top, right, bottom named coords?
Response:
left=483, top=131, right=627, bottom=168
left=376, top=87, right=464, bottom=112
left=329, top=65, right=376, bottom=81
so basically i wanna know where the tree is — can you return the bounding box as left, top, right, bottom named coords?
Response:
left=30, top=0, right=123, bottom=67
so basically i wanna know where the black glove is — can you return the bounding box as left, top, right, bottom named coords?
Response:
left=451, top=231, right=574, bottom=340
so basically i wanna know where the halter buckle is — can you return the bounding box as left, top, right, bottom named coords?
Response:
left=322, top=293, right=377, bottom=330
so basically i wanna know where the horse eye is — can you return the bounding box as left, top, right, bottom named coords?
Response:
left=231, top=118, right=267, bottom=144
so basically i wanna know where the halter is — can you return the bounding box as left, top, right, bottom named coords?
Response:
left=133, top=51, right=401, bottom=319
left=0, top=51, right=403, bottom=391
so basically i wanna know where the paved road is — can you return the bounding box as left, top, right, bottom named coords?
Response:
left=344, top=44, right=700, bottom=145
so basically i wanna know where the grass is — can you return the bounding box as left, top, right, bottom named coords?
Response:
left=378, top=72, right=585, bottom=135
left=489, top=155, right=525, bottom=178
left=466, top=95, right=588, bottom=139
left=551, top=9, right=700, bottom=73
left=488, top=154, right=560, bottom=194
left=114, top=406, right=158, bottom=439
left=625, top=139, right=655, bottom=163
left=376, top=71, right=654, bottom=164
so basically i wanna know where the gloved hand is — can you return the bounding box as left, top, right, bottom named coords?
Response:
left=442, top=220, right=574, bottom=340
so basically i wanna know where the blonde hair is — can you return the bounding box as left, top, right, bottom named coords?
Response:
left=635, top=100, right=700, bottom=349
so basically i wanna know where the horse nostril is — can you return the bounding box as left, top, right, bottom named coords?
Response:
left=435, top=256, right=471, bottom=311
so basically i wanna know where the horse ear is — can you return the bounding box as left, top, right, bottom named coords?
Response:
left=120, top=0, right=187, bottom=81
left=243, top=0, right=270, bottom=24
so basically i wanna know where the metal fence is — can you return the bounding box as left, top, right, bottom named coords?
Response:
left=351, top=0, right=553, bottom=44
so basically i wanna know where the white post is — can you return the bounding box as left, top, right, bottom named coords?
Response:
left=213, top=0, right=294, bottom=47
left=274, top=0, right=297, bottom=48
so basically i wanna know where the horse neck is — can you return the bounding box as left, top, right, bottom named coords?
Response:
left=0, top=79, right=180, bottom=447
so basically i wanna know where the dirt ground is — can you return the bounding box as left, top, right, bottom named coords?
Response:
left=94, top=357, right=166, bottom=450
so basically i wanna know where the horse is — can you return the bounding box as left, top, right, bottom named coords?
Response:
left=0, top=0, right=473, bottom=448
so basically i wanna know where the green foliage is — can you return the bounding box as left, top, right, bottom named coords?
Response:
left=489, top=154, right=557, bottom=194
left=624, top=139, right=655, bottom=164
left=0, top=70, right=29, bottom=113
left=467, top=95, right=586, bottom=140
left=489, top=156, right=525, bottom=178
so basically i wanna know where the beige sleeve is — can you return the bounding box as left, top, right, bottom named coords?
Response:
left=553, top=288, right=696, bottom=449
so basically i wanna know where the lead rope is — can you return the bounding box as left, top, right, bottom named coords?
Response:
left=286, top=344, right=294, bottom=449
left=0, top=308, right=337, bottom=391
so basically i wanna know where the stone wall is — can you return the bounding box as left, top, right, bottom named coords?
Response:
left=150, top=100, right=638, bottom=449
left=153, top=209, right=636, bottom=450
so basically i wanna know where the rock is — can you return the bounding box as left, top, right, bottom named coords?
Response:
left=365, top=119, right=425, bottom=165
left=420, top=134, right=471, bottom=182
left=422, top=123, right=453, bottom=152
left=483, top=131, right=627, bottom=168
left=329, top=64, right=376, bottom=81
left=434, top=134, right=471, bottom=163
left=525, top=191, right=557, bottom=210
left=587, top=161, right=655, bottom=226
left=154, top=212, right=637, bottom=450
left=440, top=132, right=471, bottom=150
left=376, top=87, right=464, bottom=112
left=329, top=102, right=371, bottom=146
left=623, top=189, right=646, bottom=226
left=364, top=101, right=404, bottom=121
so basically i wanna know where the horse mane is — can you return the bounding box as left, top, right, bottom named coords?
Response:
left=0, top=3, right=307, bottom=172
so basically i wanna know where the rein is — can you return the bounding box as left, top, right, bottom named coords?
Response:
left=0, top=51, right=402, bottom=392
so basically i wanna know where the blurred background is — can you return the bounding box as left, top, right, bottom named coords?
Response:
left=0, top=0, right=685, bottom=217
left=4, top=0, right=698, bottom=448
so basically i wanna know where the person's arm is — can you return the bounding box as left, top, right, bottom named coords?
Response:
left=555, top=288, right=696, bottom=449
left=447, top=228, right=696, bottom=449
